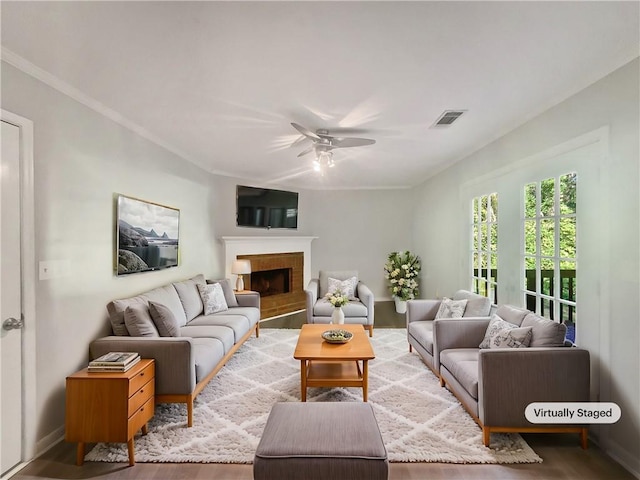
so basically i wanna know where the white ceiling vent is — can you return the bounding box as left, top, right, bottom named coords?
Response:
left=431, top=110, right=467, bottom=128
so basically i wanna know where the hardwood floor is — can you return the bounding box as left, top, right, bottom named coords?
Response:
left=11, top=434, right=635, bottom=480
left=11, top=303, right=634, bottom=480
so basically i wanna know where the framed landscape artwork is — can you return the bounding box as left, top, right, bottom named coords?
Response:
left=116, top=195, right=180, bottom=275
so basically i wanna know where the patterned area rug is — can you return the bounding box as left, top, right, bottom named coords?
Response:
left=85, top=328, right=542, bottom=464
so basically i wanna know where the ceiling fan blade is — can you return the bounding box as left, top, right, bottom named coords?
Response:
left=331, top=137, right=376, bottom=148
left=297, top=145, right=315, bottom=157
left=291, top=123, right=321, bottom=141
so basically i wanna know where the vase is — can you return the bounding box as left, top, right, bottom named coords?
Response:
left=331, top=307, right=345, bottom=325
left=394, top=297, right=407, bottom=314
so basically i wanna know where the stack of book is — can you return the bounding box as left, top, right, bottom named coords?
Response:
left=88, top=352, right=140, bottom=372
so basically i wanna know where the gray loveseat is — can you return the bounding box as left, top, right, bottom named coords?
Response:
left=435, top=304, right=590, bottom=447
left=90, top=274, right=259, bottom=427
left=406, top=290, right=494, bottom=374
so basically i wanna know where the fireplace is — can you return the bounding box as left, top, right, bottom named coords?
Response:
left=238, top=252, right=306, bottom=319
left=251, top=268, right=291, bottom=297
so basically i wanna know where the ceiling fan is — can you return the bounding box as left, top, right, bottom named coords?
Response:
left=291, top=122, right=376, bottom=174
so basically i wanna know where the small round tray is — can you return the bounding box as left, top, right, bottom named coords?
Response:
left=322, top=329, right=353, bottom=344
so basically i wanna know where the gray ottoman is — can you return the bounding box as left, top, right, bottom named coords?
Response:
left=254, top=402, right=388, bottom=480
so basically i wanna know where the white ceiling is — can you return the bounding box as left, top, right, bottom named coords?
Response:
left=2, top=1, right=638, bottom=190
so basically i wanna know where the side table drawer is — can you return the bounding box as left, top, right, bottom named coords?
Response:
left=128, top=377, right=154, bottom=414
left=128, top=396, right=155, bottom=438
left=128, top=361, right=155, bottom=396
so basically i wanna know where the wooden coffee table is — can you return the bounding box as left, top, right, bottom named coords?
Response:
left=293, top=324, right=375, bottom=402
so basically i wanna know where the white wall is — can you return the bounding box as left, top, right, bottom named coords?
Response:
left=2, top=63, right=221, bottom=445
left=412, top=58, right=640, bottom=475
left=210, top=175, right=414, bottom=298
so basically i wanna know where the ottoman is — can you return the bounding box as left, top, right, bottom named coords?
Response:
left=254, top=402, right=388, bottom=480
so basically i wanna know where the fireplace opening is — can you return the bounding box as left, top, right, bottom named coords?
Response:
left=250, top=268, right=291, bottom=297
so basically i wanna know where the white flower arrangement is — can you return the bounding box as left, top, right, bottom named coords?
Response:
left=383, top=251, right=421, bottom=301
left=325, top=289, right=350, bottom=308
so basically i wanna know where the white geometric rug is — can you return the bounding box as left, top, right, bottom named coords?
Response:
left=85, top=328, right=542, bottom=464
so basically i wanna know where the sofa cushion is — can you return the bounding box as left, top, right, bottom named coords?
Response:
left=479, top=314, right=518, bottom=349
left=223, top=306, right=260, bottom=326
left=494, top=305, right=529, bottom=326
left=440, top=349, right=479, bottom=399
left=124, top=304, right=159, bottom=337
left=407, top=321, right=434, bottom=355
left=190, top=337, right=226, bottom=383
left=521, top=313, right=567, bottom=347
left=149, top=301, right=181, bottom=337
left=198, top=283, right=229, bottom=315
left=313, top=298, right=368, bottom=317
left=187, top=314, right=251, bottom=342
left=180, top=325, right=236, bottom=353
left=319, top=270, right=359, bottom=298
left=208, top=278, right=239, bottom=308
left=328, top=276, right=358, bottom=300
left=144, top=284, right=188, bottom=327
left=173, top=276, right=205, bottom=322
left=435, top=298, right=468, bottom=319
left=489, top=326, right=533, bottom=349
left=463, top=297, right=492, bottom=317
left=108, top=295, right=148, bottom=336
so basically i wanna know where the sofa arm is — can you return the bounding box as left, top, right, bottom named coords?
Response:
left=305, top=279, right=319, bottom=323
left=236, top=291, right=260, bottom=308
left=433, top=318, right=490, bottom=371
left=90, top=336, right=197, bottom=396
left=478, top=347, right=590, bottom=427
left=356, top=282, right=375, bottom=325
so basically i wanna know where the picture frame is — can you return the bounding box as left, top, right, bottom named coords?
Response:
left=115, top=194, right=180, bottom=275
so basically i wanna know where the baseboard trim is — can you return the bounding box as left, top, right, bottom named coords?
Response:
left=35, top=425, right=65, bottom=458
left=603, top=438, right=640, bottom=479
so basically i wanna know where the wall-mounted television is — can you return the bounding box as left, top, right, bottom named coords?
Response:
left=116, top=195, right=180, bottom=275
left=236, top=185, right=298, bottom=229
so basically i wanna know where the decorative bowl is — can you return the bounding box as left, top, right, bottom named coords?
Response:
left=322, top=329, right=353, bottom=344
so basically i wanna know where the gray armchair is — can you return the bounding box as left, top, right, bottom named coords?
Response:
left=305, top=270, right=375, bottom=336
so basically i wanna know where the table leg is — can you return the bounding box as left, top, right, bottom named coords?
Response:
left=127, top=438, right=135, bottom=466
left=142, top=423, right=148, bottom=435
left=300, top=360, right=307, bottom=402
left=76, top=442, right=85, bottom=466
left=363, top=360, right=369, bottom=402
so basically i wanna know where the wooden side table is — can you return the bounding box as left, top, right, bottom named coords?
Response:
left=65, top=359, right=155, bottom=466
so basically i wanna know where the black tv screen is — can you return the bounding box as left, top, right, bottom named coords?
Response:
left=236, top=185, right=298, bottom=229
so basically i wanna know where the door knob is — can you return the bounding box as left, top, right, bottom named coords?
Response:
left=3, top=317, right=23, bottom=331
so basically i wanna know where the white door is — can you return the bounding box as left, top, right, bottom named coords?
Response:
left=1, top=120, right=24, bottom=476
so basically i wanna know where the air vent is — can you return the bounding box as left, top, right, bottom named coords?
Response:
left=431, top=110, right=467, bottom=128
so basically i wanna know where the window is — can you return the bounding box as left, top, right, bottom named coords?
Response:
left=471, top=193, right=498, bottom=304
left=523, top=173, right=577, bottom=342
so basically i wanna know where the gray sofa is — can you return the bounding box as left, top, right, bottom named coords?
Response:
left=406, top=290, right=494, bottom=374
left=90, top=274, right=260, bottom=427
left=435, top=304, right=590, bottom=447
left=305, top=270, right=375, bottom=336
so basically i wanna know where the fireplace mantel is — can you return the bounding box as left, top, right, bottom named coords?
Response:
left=220, top=236, right=317, bottom=287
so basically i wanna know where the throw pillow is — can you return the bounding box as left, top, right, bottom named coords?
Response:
left=148, top=301, right=180, bottom=337
left=479, top=314, right=518, bottom=349
left=435, top=298, right=468, bottom=319
left=489, top=326, right=533, bottom=349
left=124, top=304, right=159, bottom=337
left=207, top=278, right=239, bottom=307
left=198, top=283, right=228, bottom=315
left=328, top=276, right=358, bottom=300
